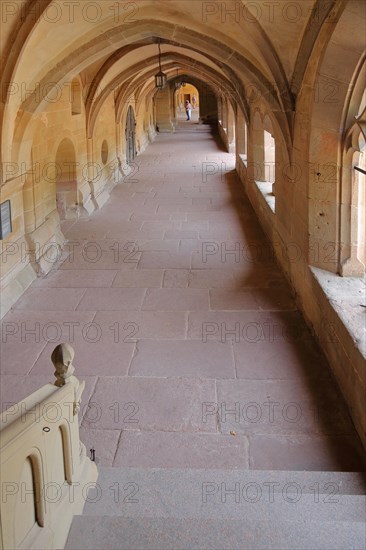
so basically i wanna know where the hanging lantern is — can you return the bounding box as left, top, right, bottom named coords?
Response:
left=155, top=40, right=167, bottom=89
left=155, top=71, right=167, bottom=89
left=174, top=68, right=182, bottom=90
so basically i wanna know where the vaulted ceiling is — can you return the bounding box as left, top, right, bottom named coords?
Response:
left=2, top=0, right=365, bottom=167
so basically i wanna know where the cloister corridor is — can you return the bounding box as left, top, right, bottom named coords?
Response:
left=2, top=124, right=365, bottom=473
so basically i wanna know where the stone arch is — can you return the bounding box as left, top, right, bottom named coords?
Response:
left=94, top=54, right=238, bottom=140
left=169, top=75, right=219, bottom=126
left=301, top=2, right=366, bottom=273
left=5, top=16, right=293, bottom=170
left=173, top=81, right=200, bottom=121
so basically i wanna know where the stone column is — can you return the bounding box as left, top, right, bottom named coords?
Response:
left=252, top=117, right=265, bottom=182
left=155, top=86, right=175, bottom=132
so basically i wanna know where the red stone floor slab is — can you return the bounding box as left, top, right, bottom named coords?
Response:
left=130, top=212, right=171, bottom=222
left=181, top=221, right=209, bottom=231
left=93, top=310, right=187, bottom=340
left=1, top=127, right=365, bottom=472
left=191, top=247, right=276, bottom=270
left=112, top=269, right=164, bottom=288
left=32, top=269, right=118, bottom=288
left=12, top=287, right=86, bottom=311
left=141, top=221, right=181, bottom=232
left=1, top=310, right=95, bottom=373
left=232, top=338, right=330, bottom=380
left=0, top=339, right=47, bottom=375
left=76, top=287, right=146, bottom=311
left=135, top=239, right=180, bottom=252
left=129, top=339, right=235, bottom=379
left=142, top=288, right=209, bottom=311
left=163, top=269, right=191, bottom=288
left=58, top=243, right=141, bottom=270
left=138, top=250, right=192, bottom=269
left=164, top=230, right=198, bottom=239
left=216, top=378, right=354, bottom=436
left=209, top=288, right=297, bottom=311
left=81, top=376, right=217, bottom=433
left=187, top=310, right=315, bottom=343
left=170, top=212, right=188, bottom=221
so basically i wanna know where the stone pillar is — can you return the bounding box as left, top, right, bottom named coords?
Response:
left=227, top=105, right=236, bottom=154
left=252, top=120, right=264, bottom=182
left=155, top=86, right=175, bottom=132
left=199, top=91, right=218, bottom=124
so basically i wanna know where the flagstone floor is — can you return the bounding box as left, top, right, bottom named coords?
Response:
left=1, top=122, right=366, bottom=472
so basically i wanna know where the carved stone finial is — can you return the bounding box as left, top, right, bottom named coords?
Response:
left=51, top=343, right=85, bottom=416
left=51, top=343, right=75, bottom=387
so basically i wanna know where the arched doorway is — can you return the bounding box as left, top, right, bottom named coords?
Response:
left=54, top=138, right=77, bottom=220
left=175, top=83, right=200, bottom=122
left=125, top=106, right=136, bottom=165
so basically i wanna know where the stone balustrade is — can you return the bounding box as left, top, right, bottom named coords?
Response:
left=0, top=344, right=98, bottom=550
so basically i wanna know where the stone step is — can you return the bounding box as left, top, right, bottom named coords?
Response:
left=65, top=516, right=366, bottom=549
left=80, top=467, right=366, bottom=523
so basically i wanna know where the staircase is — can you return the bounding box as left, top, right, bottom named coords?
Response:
left=65, top=467, right=366, bottom=549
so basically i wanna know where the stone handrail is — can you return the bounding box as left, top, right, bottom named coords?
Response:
left=0, top=344, right=98, bottom=550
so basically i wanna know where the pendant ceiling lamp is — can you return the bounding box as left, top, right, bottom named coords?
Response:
left=175, top=69, right=181, bottom=90
left=155, top=39, right=167, bottom=90
left=175, top=69, right=187, bottom=90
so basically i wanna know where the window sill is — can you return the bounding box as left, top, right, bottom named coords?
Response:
left=236, top=156, right=275, bottom=214
left=255, top=180, right=275, bottom=213
left=310, top=266, right=366, bottom=359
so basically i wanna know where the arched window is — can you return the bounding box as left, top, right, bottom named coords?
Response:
left=252, top=111, right=264, bottom=180
left=227, top=101, right=236, bottom=153
left=263, top=115, right=276, bottom=185
left=217, top=96, right=223, bottom=125
left=340, top=94, right=366, bottom=277
left=354, top=134, right=365, bottom=267
left=237, top=109, right=248, bottom=159
left=222, top=97, right=228, bottom=131
left=250, top=111, right=276, bottom=212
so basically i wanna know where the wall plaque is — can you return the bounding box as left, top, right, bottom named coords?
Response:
left=0, top=200, right=12, bottom=239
